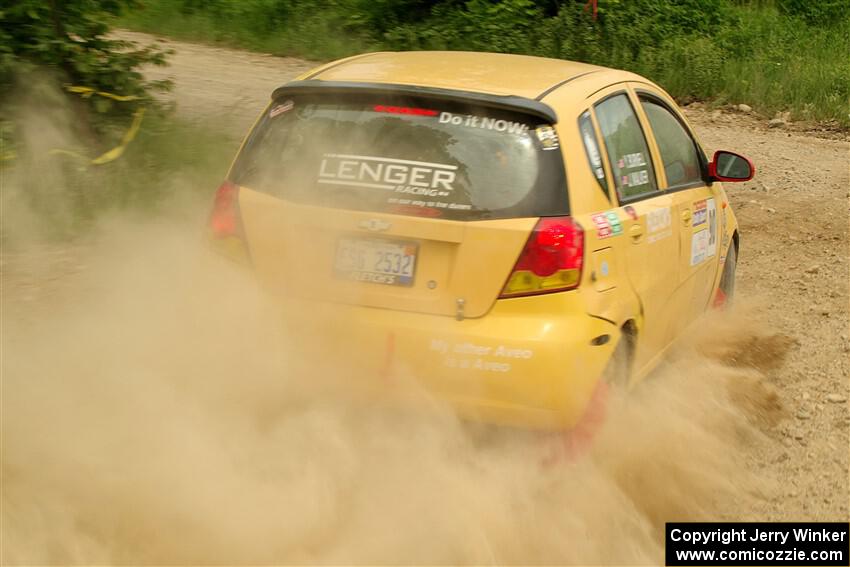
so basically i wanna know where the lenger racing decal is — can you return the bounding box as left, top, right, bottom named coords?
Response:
left=318, top=154, right=457, bottom=197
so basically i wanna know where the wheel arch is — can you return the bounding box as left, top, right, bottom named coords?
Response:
left=619, top=318, right=638, bottom=363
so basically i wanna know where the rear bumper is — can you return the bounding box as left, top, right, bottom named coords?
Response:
left=280, top=292, right=618, bottom=430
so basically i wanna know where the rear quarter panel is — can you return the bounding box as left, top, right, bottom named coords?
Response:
left=545, top=78, right=644, bottom=332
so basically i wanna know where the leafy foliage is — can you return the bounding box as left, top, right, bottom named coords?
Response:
left=776, top=0, right=849, bottom=25
left=118, top=0, right=848, bottom=125
left=0, top=0, right=179, bottom=238
left=0, top=0, right=171, bottom=116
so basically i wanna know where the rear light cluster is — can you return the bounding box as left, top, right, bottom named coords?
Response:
left=210, top=180, right=239, bottom=237
left=373, top=104, right=439, bottom=117
left=208, top=180, right=250, bottom=263
left=500, top=217, right=584, bottom=298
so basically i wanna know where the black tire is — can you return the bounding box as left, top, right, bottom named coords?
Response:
left=602, top=330, right=633, bottom=388
left=717, top=243, right=737, bottom=307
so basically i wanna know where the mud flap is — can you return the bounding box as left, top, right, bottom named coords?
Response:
left=541, top=379, right=610, bottom=466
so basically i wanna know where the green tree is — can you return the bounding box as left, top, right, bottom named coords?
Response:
left=776, top=0, right=849, bottom=25
left=0, top=0, right=170, bottom=120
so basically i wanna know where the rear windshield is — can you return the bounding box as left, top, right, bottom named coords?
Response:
left=232, top=93, right=568, bottom=220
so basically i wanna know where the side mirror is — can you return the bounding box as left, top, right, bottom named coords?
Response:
left=708, top=150, right=755, bottom=182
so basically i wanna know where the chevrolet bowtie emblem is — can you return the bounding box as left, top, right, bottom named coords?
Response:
left=358, top=218, right=392, bottom=232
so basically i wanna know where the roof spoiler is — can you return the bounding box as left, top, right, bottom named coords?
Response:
left=271, top=80, right=559, bottom=124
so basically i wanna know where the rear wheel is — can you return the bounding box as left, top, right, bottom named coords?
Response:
left=602, top=327, right=634, bottom=388
left=546, top=326, right=635, bottom=464
left=715, top=243, right=737, bottom=308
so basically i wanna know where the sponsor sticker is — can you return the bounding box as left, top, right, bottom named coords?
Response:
left=647, top=207, right=671, bottom=232
left=691, top=229, right=710, bottom=265
left=592, top=211, right=622, bottom=238
left=269, top=100, right=294, bottom=118
left=604, top=211, right=623, bottom=235
left=591, top=212, right=613, bottom=239
left=438, top=111, right=530, bottom=135
left=618, top=152, right=646, bottom=170
left=535, top=125, right=560, bottom=150
left=706, top=197, right=717, bottom=258
left=647, top=206, right=672, bottom=242
left=620, top=170, right=649, bottom=188
left=693, top=199, right=708, bottom=226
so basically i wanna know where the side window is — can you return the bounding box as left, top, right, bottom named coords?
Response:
left=578, top=111, right=609, bottom=200
left=595, top=94, right=657, bottom=201
left=640, top=97, right=703, bottom=188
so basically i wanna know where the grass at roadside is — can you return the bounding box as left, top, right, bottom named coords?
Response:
left=1, top=110, right=239, bottom=243
left=115, top=1, right=372, bottom=61
left=116, top=0, right=850, bottom=127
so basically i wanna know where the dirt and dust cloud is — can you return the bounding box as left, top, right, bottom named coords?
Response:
left=1, top=214, right=789, bottom=565
left=1, top=77, right=790, bottom=565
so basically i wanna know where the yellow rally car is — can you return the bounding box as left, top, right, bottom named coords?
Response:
left=208, top=52, right=754, bottom=430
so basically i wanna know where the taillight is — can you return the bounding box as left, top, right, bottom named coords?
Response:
left=209, top=180, right=240, bottom=238
left=499, top=217, right=584, bottom=298
left=208, top=180, right=250, bottom=263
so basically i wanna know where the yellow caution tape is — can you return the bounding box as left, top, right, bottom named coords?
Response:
left=44, top=107, right=146, bottom=166
left=64, top=85, right=141, bottom=102
left=91, top=106, right=145, bottom=165
left=12, top=86, right=147, bottom=167
left=47, top=149, right=88, bottom=160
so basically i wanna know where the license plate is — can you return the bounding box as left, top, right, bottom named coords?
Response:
left=334, top=237, right=417, bottom=286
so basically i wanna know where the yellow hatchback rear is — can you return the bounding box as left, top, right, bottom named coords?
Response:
left=208, top=52, right=746, bottom=430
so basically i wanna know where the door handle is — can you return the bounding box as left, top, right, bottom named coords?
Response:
left=681, top=209, right=692, bottom=225
left=629, top=224, right=644, bottom=242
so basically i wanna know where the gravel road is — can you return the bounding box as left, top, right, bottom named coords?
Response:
left=2, top=29, right=847, bottom=564
left=122, top=34, right=850, bottom=520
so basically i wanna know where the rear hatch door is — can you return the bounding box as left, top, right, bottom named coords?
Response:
left=233, top=86, right=568, bottom=318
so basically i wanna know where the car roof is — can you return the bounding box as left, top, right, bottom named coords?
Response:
left=307, top=51, right=634, bottom=101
